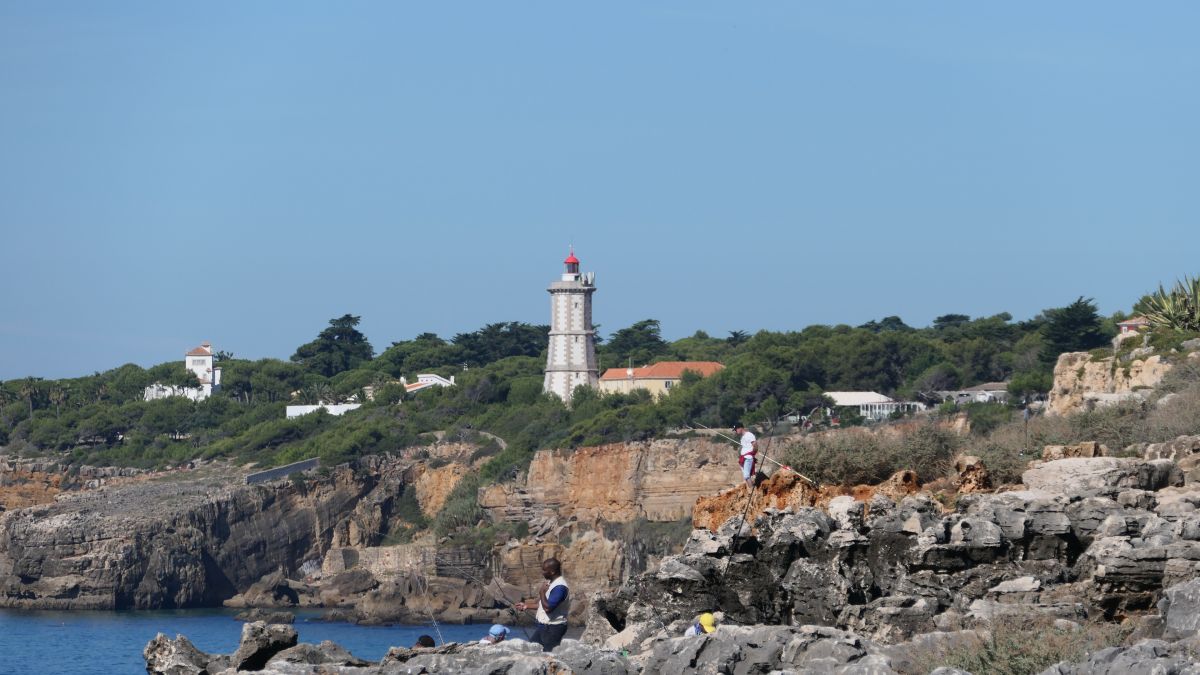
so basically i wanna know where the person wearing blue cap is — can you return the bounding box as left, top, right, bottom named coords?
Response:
left=480, top=624, right=509, bottom=644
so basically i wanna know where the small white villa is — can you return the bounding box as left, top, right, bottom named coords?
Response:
left=144, top=342, right=223, bottom=402
left=825, top=391, right=927, bottom=422
left=287, top=374, right=456, bottom=418
left=403, top=373, right=456, bottom=394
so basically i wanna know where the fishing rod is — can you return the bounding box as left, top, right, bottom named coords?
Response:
left=428, top=552, right=534, bottom=641
left=685, top=421, right=818, bottom=488
left=412, top=570, right=446, bottom=646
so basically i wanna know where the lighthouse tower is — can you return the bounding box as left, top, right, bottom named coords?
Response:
left=543, top=249, right=599, bottom=403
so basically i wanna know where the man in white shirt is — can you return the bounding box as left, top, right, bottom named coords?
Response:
left=514, top=558, right=570, bottom=652
left=734, top=423, right=757, bottom=490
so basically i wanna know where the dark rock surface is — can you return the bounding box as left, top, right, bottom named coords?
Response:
left=230, top=621, right=299, bottom=671
left=1039, top=636, right=1200, bottom=674
left=0, top=463, right=378, bottom=609
left=235, top=607, right=297, bottom=624
left=589, top=457, right=1200, bottom=644
left=144, top=632, right=212, bottom=675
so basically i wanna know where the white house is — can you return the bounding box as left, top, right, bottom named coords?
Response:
left=403, top=373, right=456, bottom=394
left=937, top=382, right=1010, bottom=404
left=286, top=403, right=363, bottom=419
left=144, top=342, right=223, bottom=402
left=825, top=391, right=926, bottom=422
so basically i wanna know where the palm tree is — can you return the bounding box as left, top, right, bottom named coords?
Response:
left=50, top=386, right=67, bottom=419
left=18, top=378, right=38, bottom=417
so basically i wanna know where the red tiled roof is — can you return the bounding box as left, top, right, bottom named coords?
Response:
left=186, top=345, right=212, bottom=357
left=600, top=361, right=724, bottom=381
left=1117, top=316, right=1150, bottom=326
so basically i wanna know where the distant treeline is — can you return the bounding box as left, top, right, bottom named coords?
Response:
left=0, top=298, right=1130, bottom=473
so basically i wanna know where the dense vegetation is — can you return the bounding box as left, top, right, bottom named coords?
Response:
left=0, top=297, right=1134, bottom=476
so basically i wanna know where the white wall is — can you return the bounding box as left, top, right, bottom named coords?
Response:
left=286, top=403, right=362, bottom=419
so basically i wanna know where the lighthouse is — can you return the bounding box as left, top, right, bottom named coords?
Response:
left=543, top=249, right=599, bottom=403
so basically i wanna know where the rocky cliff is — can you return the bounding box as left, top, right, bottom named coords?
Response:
left=587, top=453, right=1199, bottom=649
left=0, top=462, right=380, bottom=609
left=1045, top=346, right=1199, bottom=417
left=479, top=438, right=744, bottom=526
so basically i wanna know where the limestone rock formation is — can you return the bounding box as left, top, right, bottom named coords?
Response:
left=1145, top=435, right=1200, bottom=485
left=589, top=456, right=1200, bottom=646
left=0, top=463, right=378, bottom=609
left=144, top=633, right=213, bottom=675
left=1046, top=350, right=1178, bottom=417
left=691, top=469, right=919, bottom=532
left=1042, top=441, right=1108, bottom=461
left=230, top=621, right=298, bottom=671
left=954, top=455, right=993, bottom=493
left=479, top=439, right=744, bottom=526
left=414, top=462, right=470, bottom=516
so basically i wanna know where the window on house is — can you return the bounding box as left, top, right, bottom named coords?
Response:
left=191, top=359, right=206, bottom=366
left=665, top=380, right=673, bottom=389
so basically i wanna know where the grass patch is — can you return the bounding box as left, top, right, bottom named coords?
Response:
left=900, top=615, right=1129, bottom=675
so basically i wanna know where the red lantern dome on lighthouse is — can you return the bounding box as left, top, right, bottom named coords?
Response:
left=564, top=248, right=580, bottom=274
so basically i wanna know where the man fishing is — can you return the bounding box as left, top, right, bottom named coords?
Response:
left=514, top=558, right=570, bottom=652
left=734, top=422, right=757, bottom=489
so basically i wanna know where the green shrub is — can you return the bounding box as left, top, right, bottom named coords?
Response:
left=782, top=423, right=960, bottom=485
left=1149, top=329, right=1200, bottom=354
left=964, top=402, right=1014, bottom=436
left=432, top=473, right=483, bottom=536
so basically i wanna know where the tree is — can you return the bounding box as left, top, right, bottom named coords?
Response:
left=19, top=378, right=39, bottom=418
left=292, top=314, right=375, bottom=377
left=605, top=320, right=668, bottom=367
left=1040, top=297, right=1110, bottom=367
left=453, top=322, right=548, bottom=366
left=933, top=314, right=971, bottom=331
left=49, top=386, right=67, bottom=419
left=726, top=330, right=749, bottom=347
left=859, top=316, right=912, bottom=333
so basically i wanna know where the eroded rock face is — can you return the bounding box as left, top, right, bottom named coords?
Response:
left=1046, top=350, right=1173, bottom=417
left=230, top=621, right=298, bottom=671
left=589, top=456, right=1200, bottom=645
left=414, top=462, right=470, bottom=516
left=479, top=439, right=745, bottom=526
left=691, top=469, right=919, bottom=533
left=1043, top=442, right=1108, bottom=461
left=1022, top=457, right=1182, bottom=494
left=954, top=455, right=993, bottom=494
left=0, top=463, right=378, bottom=609
left=1040, top=637, right=1200, bottom=675
left=354, top=573, right=508, bottom=625
left=143, top=633, right=212, bottom=675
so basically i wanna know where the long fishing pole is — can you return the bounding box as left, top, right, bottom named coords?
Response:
left=686, top=421, right=818, bottom=487
left=429, top=552, right=534, bottom=640
left=413, top=570, right=446, bottom=646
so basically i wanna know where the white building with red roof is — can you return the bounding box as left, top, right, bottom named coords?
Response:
left=599, top=361, right=724, bottom=398
left=144, top=341, right=223, bottom=402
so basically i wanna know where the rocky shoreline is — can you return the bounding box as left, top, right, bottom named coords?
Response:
left=147, top=448, right=1200, bottom=673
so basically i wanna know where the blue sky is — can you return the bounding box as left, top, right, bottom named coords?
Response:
left=2, top=3, right=1198, bottom=379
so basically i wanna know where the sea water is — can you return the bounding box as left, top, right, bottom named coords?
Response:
left=0, top=608, right=488, bottom=675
